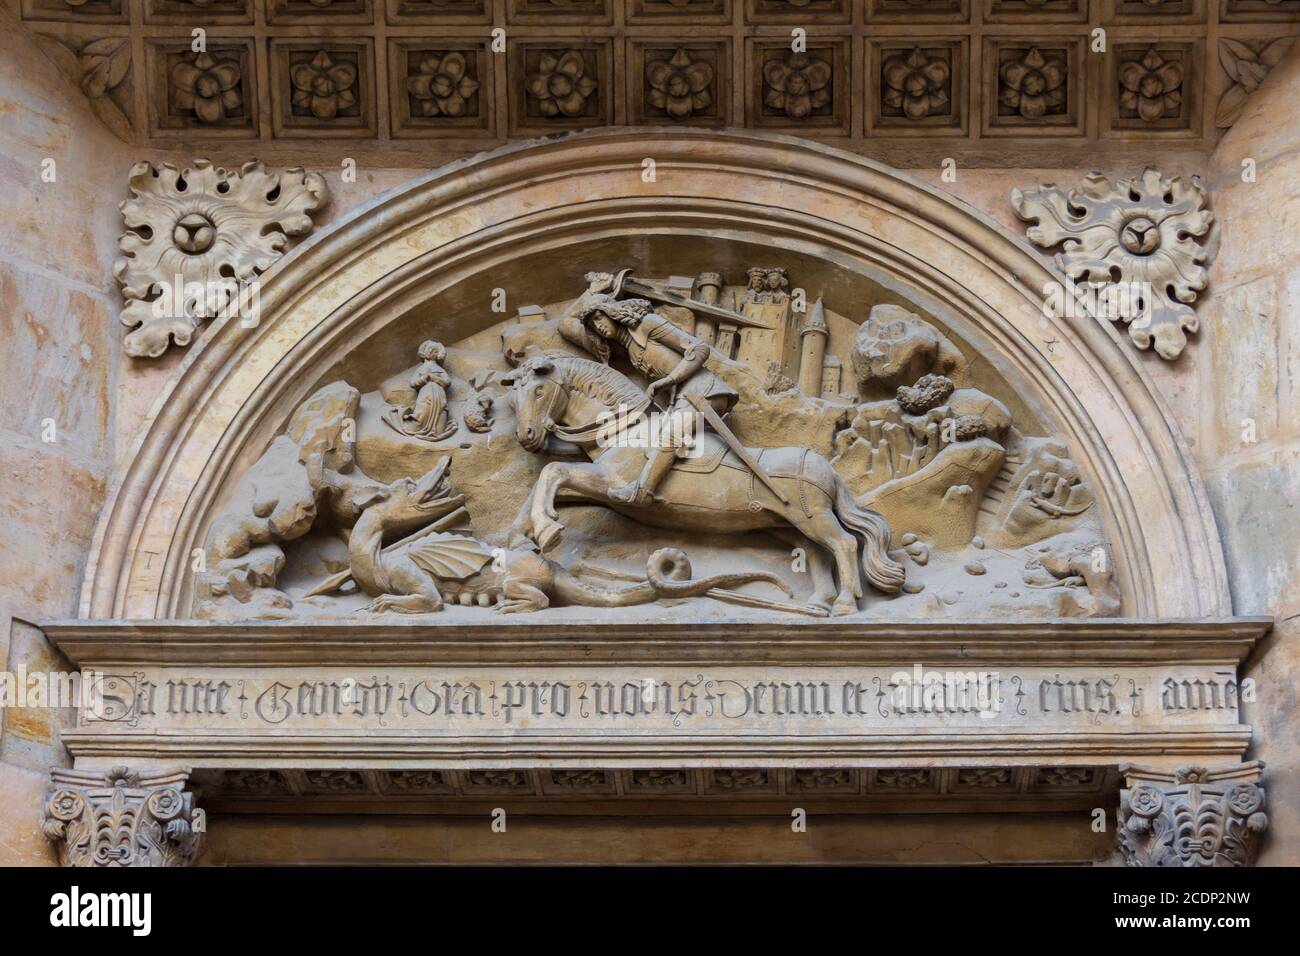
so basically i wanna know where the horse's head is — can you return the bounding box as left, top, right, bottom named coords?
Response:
left=501, top=357, right=567, bottom=453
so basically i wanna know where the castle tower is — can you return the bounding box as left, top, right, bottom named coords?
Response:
left=797, top=297, right=829, bottom=396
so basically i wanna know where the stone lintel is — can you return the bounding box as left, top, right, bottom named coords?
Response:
left=40, top=617, right=1269, bottom=772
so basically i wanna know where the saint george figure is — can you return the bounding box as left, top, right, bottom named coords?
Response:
left=383, top=339, right=458, bottom=442
left=577, top=294, right=737, bottom=506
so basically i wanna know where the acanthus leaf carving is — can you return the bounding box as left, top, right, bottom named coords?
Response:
left=31, top=33, right=134, bottom=142
left=1012, top=168, right=1213, bottom=360
left=1216, top=38, right=1294, bottom=130
left=114, top=159, right=330, bottom=358
left=43, top=767, right=204, bottom=867
left=1119, top=763, right=1269, bottom=867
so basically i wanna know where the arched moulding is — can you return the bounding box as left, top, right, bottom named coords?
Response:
left=80, top=129, right=1230, bottom=621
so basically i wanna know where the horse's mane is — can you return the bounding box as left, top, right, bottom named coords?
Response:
left=546, top=354, right=646, bottom=410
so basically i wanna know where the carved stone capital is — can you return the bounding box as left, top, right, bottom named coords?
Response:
left=43, top=766, right=205, bottom=867
left=1118, top=761, right=1268, bottom=867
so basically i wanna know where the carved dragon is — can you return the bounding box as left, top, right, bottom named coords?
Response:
left=322, top=459, right=792, bottom=614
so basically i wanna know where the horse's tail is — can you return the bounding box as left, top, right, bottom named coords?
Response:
left=552, top=548, right=791, bottom=607
left=833, top=478, right=906, bottom=594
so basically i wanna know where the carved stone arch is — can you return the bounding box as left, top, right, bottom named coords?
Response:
left=81, top=129, right=1229, bottom=620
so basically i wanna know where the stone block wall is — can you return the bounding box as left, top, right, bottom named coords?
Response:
left=1202, top=47, right=1300, bottom=867
left=0, top=5, right=132, bottom=864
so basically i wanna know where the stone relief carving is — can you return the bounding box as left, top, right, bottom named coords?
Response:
left=115, top=159, right=330, bottom=358
left=43, top=767, right=204, bottom=867
left=22, top=8, right=1298, bottom=150
left=998, top=47, right=1067, bottom=121
left=762, top=50, right=832, bottom=120
left=646, top=48, right=715, bottom=120
left=1216, top=38, right=1294, bottom=130
left=33, top=35, right=133, bottom=141
left=171, top=50, right=244, bottom=125
left=194, top=262, right=1121, bottom=622
left=1119, top=763, right=1268, bottom=867
left=291, top=50, right=359, bottom=120
left=1012, top=168, right=1213, bottom=360
left=882, top=47, right=951, bottom=121
left=526, top=49, right=598, bottom=118
left=1119, top=46, right=1185, bottom=123
left=382, top=340, right=459, bottom=441
left=406, top=51, right=481, bottom=118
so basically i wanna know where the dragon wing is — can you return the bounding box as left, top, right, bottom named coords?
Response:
left=405, top=533, right=494, bottom=580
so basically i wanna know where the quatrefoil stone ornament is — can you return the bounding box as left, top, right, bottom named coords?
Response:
left=114, top=159, right=330, bottom=358
left=1012, top=168, right=1213, bottom=360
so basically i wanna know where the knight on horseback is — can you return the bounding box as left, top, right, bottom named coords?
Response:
left=576, top=293, right=737, bottom=507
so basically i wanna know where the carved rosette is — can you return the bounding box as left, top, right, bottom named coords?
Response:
left=115, top=159, right=330, bottom=358
left=1012, top=168, right=1213, bottom=360
left=1118, top=763, right=1268, bottom=867
left=43, top=767, right=205, bottom=867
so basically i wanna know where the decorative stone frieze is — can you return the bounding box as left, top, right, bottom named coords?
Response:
left=184, top=764, right=1139, bottom=805
left=43, top=767, right=204, bottom=867
left=1012, top=167, right=1213, bottom=360
left=115, top=159, right=330, bottom=358
left=23, top=4, right=1300, bottom=158
left=1119, top=763, right=1268, bottom=867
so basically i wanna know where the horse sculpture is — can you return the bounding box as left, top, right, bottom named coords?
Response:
left=502, top=355, right=906, bottom=615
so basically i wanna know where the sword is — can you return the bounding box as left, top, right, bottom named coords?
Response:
left=683, top=391, right=791, bottom=506
left=615, top=275, right=770, bottom=330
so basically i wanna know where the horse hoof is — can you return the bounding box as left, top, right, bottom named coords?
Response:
left=831, top=596, right=859, bottom=617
